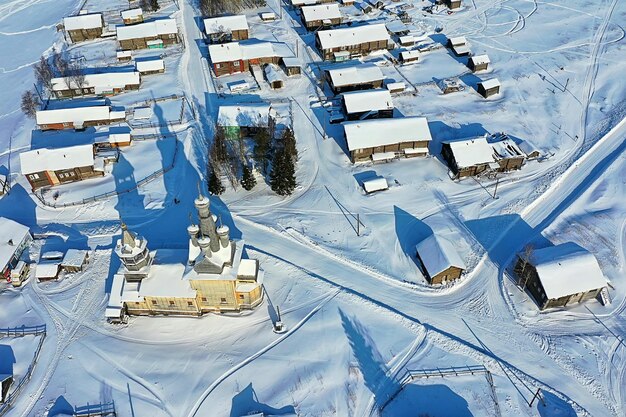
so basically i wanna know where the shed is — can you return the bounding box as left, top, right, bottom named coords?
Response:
left=264, top=64, right=284, bottom=89
left=518, top=140, right=540, bottom=159
left=468, top=54, right=490, bottom=72
left=362, top=177, right=388, bottom=194
left=447, top=36, right=470, bottom=56
left=399, top=50, right=420, bottom=64
left=415, top=234, right=466, bottom=284
left=341, top=89, right=394, bottom=120
left=386, top=82, right=405, bottom=93
left=36, top=261, right=61, bottom=281
left=385, top=20, right=410, bottom=36
left=61, top=249, right=90, bottom=273
left=95, top=133, right=133, bottom=148
left=136, top=58, right=165, bottom=75
left=438, top=78, right=463, bottom=94
left=281, top=57, right=301, bottom=76
left=260, top=12, right=277, bottom=21
left=477, top=78, right=501, bottom=98
left=515, top=242, right=607, bottom=310
left=398, top=35, right=415, bottom=47
left=203, top=15, right=249, bottom=43
left=121, top=8, right=144, bottom=25
left=0, top=218, right=32, bottom=281
left=117, top=50, right=132, bottom=61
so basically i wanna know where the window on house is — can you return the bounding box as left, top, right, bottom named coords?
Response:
left=151, top=300, right=157, bottom=305
left=239, top=294, right=245, bottom=299
left=220, top=297, right=227, bottom=303
left=169, top=301, right=175, bottom=306
left=29, top=174, right=40, bottom=180
left=216, top=63, right=221, bottom=68
left=201, top=297, right=207, bottom=302
left=233, top=61, right=240, bottom=67
left=187, top=301, right=193, bottom=306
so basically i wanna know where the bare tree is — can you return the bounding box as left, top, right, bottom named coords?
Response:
left=20, top=90, right=40, bottom=118
left=53, top=52, right=70, bottom=77
left=68, top=60, right=86, bottom=94
left=33, top=56, right=54, bottom=93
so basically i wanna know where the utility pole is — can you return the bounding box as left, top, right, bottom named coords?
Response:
left=357, top=214, right=360, bottom=236
left=492, top=176, right=499, bottom=199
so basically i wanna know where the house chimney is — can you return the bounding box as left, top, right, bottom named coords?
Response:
left=216, top=225, right=230, bottom=248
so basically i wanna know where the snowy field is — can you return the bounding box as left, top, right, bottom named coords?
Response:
left=0, top=0, right=625, bottom=416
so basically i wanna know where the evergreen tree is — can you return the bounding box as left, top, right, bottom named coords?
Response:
left=20, top=90, right=40, bottom=118
left=208, top=170, right=225, bottom=195
left=150, top=0, right=160, bottom=12
left=270, top=147, right=296, bottom=196
left=282, top=127, right=297, bottom=160
left=211, top=127, right=229, bottom=163
left=253, top=128, right=271, bottom=174
left=240, top=165, right=257, bottom=191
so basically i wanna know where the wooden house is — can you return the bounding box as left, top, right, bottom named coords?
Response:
left=477, top=78, right=501, bottom=98
left=291, top=0, right=334, bottom=7
left=136, top=58, right=165, bottom=75
left=386, top=82, right=405, bottom=93
left=325, top=64, right=384, bottom=94
left=50, top=71, right=141, bottom=98
left=95, top=133, right=133, bottom=149
left=343, top=116, right=432, bottom=163
left=362, top=177, right=388, bottom=194
left=301, top=3, right=342, bottom=30
left=203, top=15, right=249, bottom=43
left=208, top=40, right=284, bottom=77
left=316, top=24, right=390, bottom=61
left=443, top=0, right=462, bottom=9
left=341, top=89, right=394, bottom=120
left=514, top=242, right=607, bottom=310
left=0, top=218, right=32, bottom=283
left=386, top=20, right=410, bottom=37
left=20, top=144, right=105, bottom=190
left=415, top=234, right=466, bottom=284
left=399, top=50, right=421, bottom=64
left=398, top=35, right=415, bottom=47
left=63, top=13, right=104, bottom=43
left=121, top=8, right=144, bottom=25
left=441, top=136, right=496, bottom=178
left=264, top=64, right=284, bottom=89
left=260, top=12, right=277, bottom=22
left=447, top=36, right=470, bottom=56
left=35, top=104, right=125, bottom=130
left=490, top=135, right=525, bottom=171
left=518, top=140, right=541, bottom=159
left=116, top=19, right=179, bottom=50
left=217, top=103, right=273, bottom=140
left=468, top=54, right=490, bottom=72
left=281, top=57, right=301, bottom=76
left=61, top=249, right=90, bottom=273
left=117, top=50, right=132, bottom=61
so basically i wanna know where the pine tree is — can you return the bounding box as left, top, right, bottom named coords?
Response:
left=270, top=147, right=296, bottom=196
left=240, top=165, right=257, bottom=190
left=20, top=90, right=40, bottom=118
left=208, top=170, right=225, bottom=195
left=253, top=128, right=271, bottom=174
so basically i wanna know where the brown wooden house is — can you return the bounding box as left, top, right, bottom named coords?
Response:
left=415, top=234, right=466, bottom=285
left=443, top=0, right=462, bottom=10
left=301, top=3, right=342, bottom=30
left=441, top=136, right=496, bottom=178
left=325, top=64, right=384, bottom=94
left=51, top=71, right=141, bottom=98
left=341, top=89, right=394, bottom=120
left=217, top=103, right=274, bottom=140
left=490, top=135, right=525, bottom=171
left=343, top=116, right=432, bottom=163
left=281, top=57, right=301, bottom=76
left=20, top=144, right=104, bottom=190
left=203, top=15, right=249, bottom=43
left=316, top=23, right=390, bottom=61
left=63, top=13, right=104, bottom=43
left=477, top=78, right=501, bottom=98
left=468, top=54, right=490, bottom=72
left=209, top=40, right=283, bottom=77
left=121, top=8, right=144, bottom=25
left=116, top=19, right=179, bottom=50
left=35, top=105, right=126, bottom=131
left=514, top=242, right=607, bottom=310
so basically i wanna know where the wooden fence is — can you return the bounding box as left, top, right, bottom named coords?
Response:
left=74, top=401, right=116, bottom=417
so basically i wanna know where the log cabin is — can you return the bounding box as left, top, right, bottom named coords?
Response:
left=116, top=19, right=179, bottom=50
left=514, top=242, right=607, bottom=310
left=490, top=135, right=525, bottom=171
left=61, top=249, right=90, bottom=273
left=343, top=116, right=432, bottom=163
left=203, top=15, right=249, bottom=43
left=35, top=104, right=126, bottom=130
left=264, top=64, right=284, bottom=89
left=316, top=23, right=391, bottom=61
left=441, top=136, right=497, bottom=178
left=51, top=71, right=141, bottom=98
left=447, top=36, right=471, bottom=56
left=415, top=234, right=466, bottom=284
left=20, top=144, right=105, bottom=190
left=136, top=58, right=165, bottom=75
left=121, top=8, right=144, bottom=25
left=400, top=50, right=421, bottom=64
left=468, top=54, right=490, bottom=72
left=281, top=57, right=301, bottom=76
left=301, top=3, right=342, bottom=30
left=443, top=0, right=462, bottom=10
left=341, top=89, right=394, bottom=120
left=477, top=78, right=501, bottom=98
left=325, top=64, right=385, bottom=94
left=63, top=13, right=104, bottom=43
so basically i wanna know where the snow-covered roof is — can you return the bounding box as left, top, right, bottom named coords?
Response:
left=64, top=13, right=103, bottom=31
left=452, top=44, right=471, bottom=55
left=0, top=218, right=30, bottom=269
left=282, top=57, right=300, bottom=67
left=344, top=117, right=432, bottom=151
left=121, top=8, right=143, bottom=19
left=386, top=20, right=409, bottom=34
left=51, top=71, right=140, bottom=91
left=301, top=3, right=342, bottom=22
left=209, top=40, right=285, bottom=64
left=416, top=234, right=466, bottom=278
left=20, top=144, right=95, bottom=174
left=326, top=64, right=384, bottom=88
left=203, top=15, right=249, bottom=35
left=217, top=103, right=271, bottom=127
left=95, top=133, right=131, bottom=144
left=264, top=64, right=284, bottom=84
left=238, top=259, right=258, bottom=278
left=260, top=12, right=276, bottom=20
left=518, top=139, right=540, bottom=157
left=448, top=36, right=467, bottom=46
left=36, top=105, right=112, bottom=125
left=470, top=54, right=490, bottom=65
left=116, top=19, right=178, bottom=41
left=386, top=81, right=405, bottom=91
left=136, top=59, right=164, bottom=72
left=400, top=50, right=421, bottom=60
left=105, top=273, right=126, bottom=317
left=363, top=177, right=388, bottom=193
left=530, top=242, right=607, bottom=300
left=291, top=0, right=320, bottom=5
left=399, top=35, right=414, bottom=44
left=316, top=23, right=390, bottom=50
left=479, top=78, right=501, bottom=90
left=35, top=262, right=60, bottom=279
left=117, top=50, right=132, bottom=58
left=490, top=138, right=524, bottom=159
left=139, top=264, right=197, bottom=298
left=444, top=137, right=494, bottom=168
left=61, top=249, right=88, bottom=267
left=342, top=89, right=393, bottom=114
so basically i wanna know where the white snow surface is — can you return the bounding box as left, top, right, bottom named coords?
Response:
left=51, top=71, right=140, bottom=92
left=443, top=136, right=494, bottom=168
left=301, top=3, right=342, bottom=22
left=63, top=13, right=102, bottom=30
left=341, top=88, right=393, bottom=114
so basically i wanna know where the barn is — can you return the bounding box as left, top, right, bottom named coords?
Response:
left=121, top=8, right=144, bottom=25
left=415, top=234, right=466, bottom=284
left=116, top=19, right=179, bottom=50
left=441, top=136, right=497, bottom=178
left=343, top=116, right=432, bottom=163
left=217, top=103, right=274, bottom=139
left=477, top=78, right=501, bottom=98
left=325, top=64, right=385, bottom=94
left=301, top=3, right=342, bottom=30
left=341, top=89, right=394, bottom=120
left=468, top=54, right=490, bottom=72
left=514, top=242, right=608, bottom=310
left=0, top=218, right=32, bottom=283
left=316, top=24, right=390, bottom=61
left=20, top=144, right=105, bottom=190
left=50, top=71, right=141, bottom=98
left=63, top=13, right=104, bottom=43
left=203, top=15, right=249, bottom=43
left=35, top=104, right=125, bottom=130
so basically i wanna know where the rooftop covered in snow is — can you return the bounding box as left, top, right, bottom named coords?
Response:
left=341, top=89, right=393, bottom=114
left=415, top=234, right=466, bottom=278
left=51, top=71, right=140, bottom=92
left=116, top=19, right=178, bottom=41
left=326, top=64, right=384, bottom=88
left=0, top=218, right=30, bottom=269
left=301, top=3, right=342, bottom=22
left=203, top=15, right=249, bottom=35
left=343, top=117, right=432, bottom=151
left=316, top=23, right=390, bottom=50
left=443, top=136, right=495, bottom=168
left=20, top=144, right=95, bottom=174
left=63, top=13, right=103, bottom=31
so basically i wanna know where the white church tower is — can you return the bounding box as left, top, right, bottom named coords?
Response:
left=115, top=223, right=153, bottom=281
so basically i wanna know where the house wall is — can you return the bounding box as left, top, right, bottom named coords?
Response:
left=54, top=82, right=140, bottom=99
left=119, top=33, right=179, bottom=50
left=497, top=156, right=524, bottom=172
left=123, top=16, right=144, bottom=25
left=344, top=108, right=394, bottom=121
left=441, top=143, right=490, bottom=178
left=478, top=85, right=500, bottom=98
left=213, top=59, right=248, bottom=77
left=26, top=166, right=103, bottom=190
left=67, top=27, right=103, bottom=43
left=39, top=117, right=120, bottom=131
left=235, top=282, right=263, bottom=308
left=469, top=61, right=488, bottom=72
left=431, top=266, right=464, bottom=285
left=317, top=37, right=390, bottom=61
left=350, top=140, right=430, bottom=162
left=329, top=77, right=384, bottom=94
left=303, top=17, right=342, bottom=30
left=191, top=279, right=240, bottom=311
left=144, top=296, right=200, bottom=315
left=445, top=0, right=462, bottom=9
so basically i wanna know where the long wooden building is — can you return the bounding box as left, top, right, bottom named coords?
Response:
left=208, top=40, right=286, bottom=77
left=203, top=15, right=249, bottom=43
left=63, top=13, right=104, bottom=43
left=51, top=71, right=141, bottom=98
left=343, top=116, right=432, bottom=163
left=325, top=64, right=384, bottom=94
left=20, top=144, right=104, bottom=190
left=316, top=23, right=390, bottom=61
left=35, top=104, right=126, bottom=130
left=301, top=3, right=342, bottom=30
left=341, top=89, right=394, bottom=120
left=116, top=19, right=179, bottom=50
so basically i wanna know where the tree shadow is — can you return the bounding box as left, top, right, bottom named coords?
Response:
left=229, top=383, right=296, bottom=417
left=339, top=308, right=401, bottom=409
left=394, top=206, right=433, bottom=261
left=382, top=383, right=473, bottom=417
left=537, top=390, right=576, bottom=417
